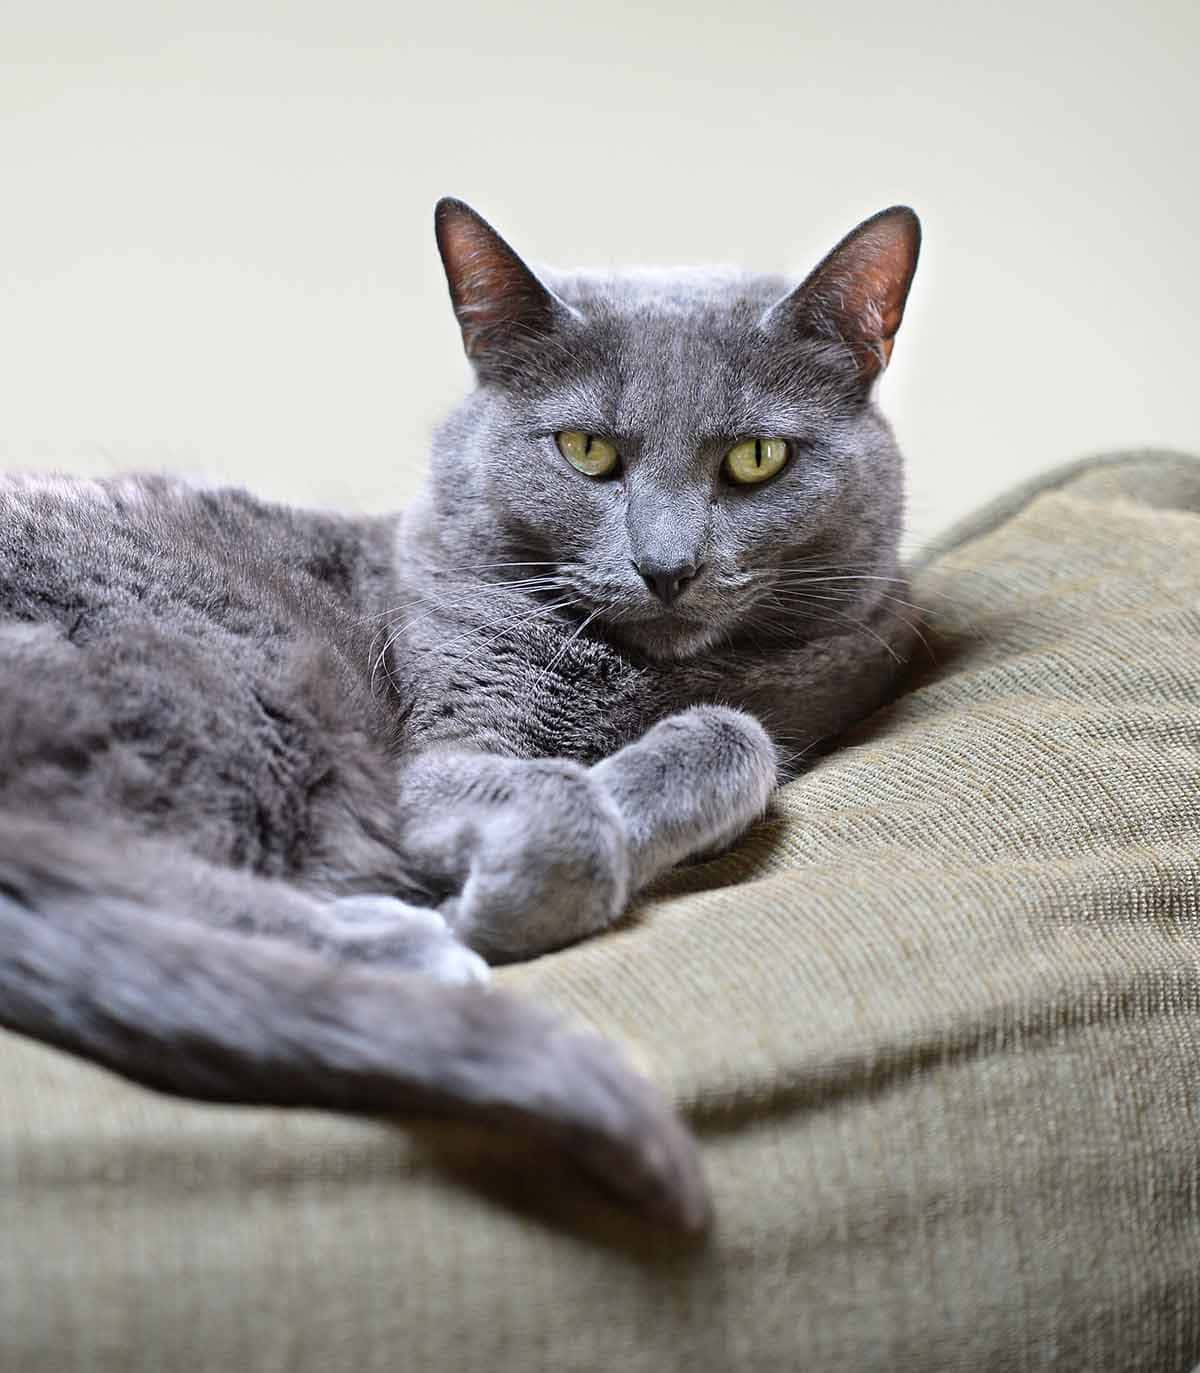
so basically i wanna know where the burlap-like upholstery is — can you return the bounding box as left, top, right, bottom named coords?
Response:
left=4, top=451, right=1199, bottom=1371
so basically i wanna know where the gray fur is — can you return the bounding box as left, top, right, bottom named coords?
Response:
left=0, top=200, right=920, bottom=1230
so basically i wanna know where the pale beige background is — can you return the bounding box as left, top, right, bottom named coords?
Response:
left=2, top=1, right=1196, bottom=549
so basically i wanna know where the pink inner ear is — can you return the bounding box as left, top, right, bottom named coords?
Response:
left=838, top=220, right=918, bottom=346
left=788, top=207, right=920, bottom=380
left=436, top=202, right=555, bottom=361
left=442, top=219, right=508, bottom=314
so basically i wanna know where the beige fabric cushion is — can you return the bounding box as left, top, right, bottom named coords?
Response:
left=4, top=451, right=1200, bottom=1372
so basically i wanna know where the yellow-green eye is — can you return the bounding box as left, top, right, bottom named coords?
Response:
left=724, top=437, right=790, bottom=485
left=556, top=430, right=620, bottom=477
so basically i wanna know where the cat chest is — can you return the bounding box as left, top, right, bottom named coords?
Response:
left=390, top=613, right=678, bottom=764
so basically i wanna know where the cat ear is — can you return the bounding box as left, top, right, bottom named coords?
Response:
left=434, top=198, right=574, bottom=373
left=766, top=206, right=921, bottom=385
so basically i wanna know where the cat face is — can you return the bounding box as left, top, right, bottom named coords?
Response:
left=430, top=201, right=919, bottom=661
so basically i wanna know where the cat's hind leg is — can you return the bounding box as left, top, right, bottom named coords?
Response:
left=325, top=895, right=489, bottom=985
left=0, top=813, right=707, bottom=1230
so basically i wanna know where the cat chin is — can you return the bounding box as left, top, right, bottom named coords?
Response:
left=608, top=616, right=729, bottom=663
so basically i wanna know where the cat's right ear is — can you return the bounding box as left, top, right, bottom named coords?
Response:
left=765, top=206, right=921, bottom=388
left=434, top=199, right=574, bottom=377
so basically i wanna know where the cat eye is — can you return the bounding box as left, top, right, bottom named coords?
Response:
left=556, top=430, right=620, bottom=478
left=723, top=438, right=790, bottom=485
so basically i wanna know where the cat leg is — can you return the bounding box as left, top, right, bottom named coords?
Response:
left=324, top=895, right=489, bottom=986
left=395, top=706, right=774, bottom=961
left=114, top=849, right=491, bottom=986
left=591, top=704, right=777, bottom=890
left=0, top=813, right=707, bottom=1230
left=395, top=754, right=632, bottom=961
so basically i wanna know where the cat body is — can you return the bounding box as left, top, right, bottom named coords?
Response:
left=0, top=200, right=921, bottom=1228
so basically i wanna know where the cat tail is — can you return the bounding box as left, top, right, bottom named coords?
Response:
left=0, top=815, right=709, bottom=1232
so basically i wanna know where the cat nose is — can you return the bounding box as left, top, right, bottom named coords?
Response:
left=634, top=558, right=702, bottom=606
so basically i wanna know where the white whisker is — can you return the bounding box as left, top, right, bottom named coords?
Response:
left=532, top=604, right=605, bottom=690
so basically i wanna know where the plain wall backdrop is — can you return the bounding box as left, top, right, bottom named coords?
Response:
left=3, top=0, right=1197, bottom=549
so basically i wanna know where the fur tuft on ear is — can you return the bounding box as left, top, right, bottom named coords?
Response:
left=434, top=198, right=572, bottom=374
left=767, top=206, right=921, bottom=385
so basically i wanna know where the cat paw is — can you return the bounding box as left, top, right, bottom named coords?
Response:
left=418, top=937, right=491, bottom=987
left=591, top=704, right=777, bottom=884
left=396, top=756, right=632, bottom=962
left=325, top=894, right=491, bottom=985
left=671, top=704, right=777, bottom=837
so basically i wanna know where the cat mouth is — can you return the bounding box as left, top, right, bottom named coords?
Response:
left=600, top=604, right=730, bottom=660
left=607, top=603, right=708, bottom=630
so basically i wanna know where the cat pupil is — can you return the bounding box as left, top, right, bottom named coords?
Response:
left=754, top=439, right=763, bottom=467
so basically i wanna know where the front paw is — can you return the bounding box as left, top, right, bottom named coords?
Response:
left=665, top=705, right=777, bottom=847
left=395, top=757, right=633, bottom=962
left=591, top=705, right=777, bottom=884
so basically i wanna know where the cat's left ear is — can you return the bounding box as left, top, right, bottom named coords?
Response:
left=435, top=198, right=576, bottom=376
left=766, top=206, right=921, bottom=386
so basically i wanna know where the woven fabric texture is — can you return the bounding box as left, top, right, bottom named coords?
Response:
left=3, top=451, right=1199, bottom=1371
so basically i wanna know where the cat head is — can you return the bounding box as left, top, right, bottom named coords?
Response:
left=428, top=198, right=920, bottom=661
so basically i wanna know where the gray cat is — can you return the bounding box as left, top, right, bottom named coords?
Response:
left=0, top=198, right=920, bottom=1231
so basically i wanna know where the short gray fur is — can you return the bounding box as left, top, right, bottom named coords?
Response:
left=0, top=199, right=921, bottom=1230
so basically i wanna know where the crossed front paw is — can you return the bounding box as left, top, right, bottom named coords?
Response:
left=397, top=757, right=633, bottom=961
left=591, top=704, right=777, bottom=884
